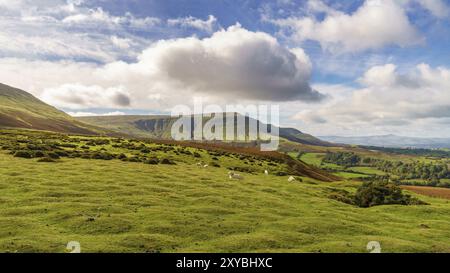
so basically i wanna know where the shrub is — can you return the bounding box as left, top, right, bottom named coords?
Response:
left=14, top=150, right=33, bottom=158
left=55, top=150, right=68, bottom=157
left=46, top=152, right=60, bottom=159
left=354, top=181, right=427, bottom=207
left=58, top=143, right=77, bottom=148
left=37, top=157, right=57, bottom=163
left=160, top=158, right=176, bottom=165
left=34, top=151, right=45, bottom=158
left=210, top=161, right=220, bottom=168
left=127, top=157, right=142, bottom=162
left=145, top=158, right=159, bottom=165
left=81, top=153, right=91, bottom=159
left=69, top=152, right=81, bottom=158
left=91, top=152, right=114, bottom=160
left=228, top=166, right=253, bottom=174
left=117, top=153, right=127, bottom=160
left=328, top=189, right=354, bottom=205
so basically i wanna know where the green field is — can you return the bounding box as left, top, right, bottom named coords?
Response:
left=0, top=130, right=450, bottom=253
left=299, top=153, right=344, bottom=171
left=299, top=153, right=323, bottom=166
left=335, top=171, right=370, bottom=179
left=347, top=167, right=387, bottom=176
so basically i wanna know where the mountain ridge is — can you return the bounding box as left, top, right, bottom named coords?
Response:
left=0, top=83, right=109, bottom=135
left=78, top=114, right=333, bottom=146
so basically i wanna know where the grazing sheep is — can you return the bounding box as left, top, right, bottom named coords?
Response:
left=288, top=176, right=296, bottom=182
left=196, top=162, right=203, bottom=166
left=264, top=170, right=269, bottom=175
left=203, top=164, right=209, bottom=168
left=228, top=171, right=244, bottom=180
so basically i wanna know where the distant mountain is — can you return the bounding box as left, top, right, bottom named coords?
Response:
left=319, top=134, right=450, bottom=149
left=78, top=114, right=333, bottom=146
left=0, top=83, right=107, bottom=135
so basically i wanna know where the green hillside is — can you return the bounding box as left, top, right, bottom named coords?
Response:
left=78, top=115, right=332, bottom=146
left=0, top=128, right=449, bottom=253
left=0, top=83, right=106, bottom=135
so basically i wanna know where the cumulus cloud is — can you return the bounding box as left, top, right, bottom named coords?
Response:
left=358, top=63, right=423, bottom=88
left=295, top=63, right=450, bottom=134
left=167, top=15, right=218, bottom=33
left=0, top=24, right=322, bottom=109
left=133, top=24, right=323, bottom=102
left=271, top=0, right=423, bottom=53
left=416, top=0, right=450, bottom=18
left=41, top=84, right=131, bottom=109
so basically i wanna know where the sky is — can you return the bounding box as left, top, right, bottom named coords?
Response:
left=1, top=0, right=450, bottom=137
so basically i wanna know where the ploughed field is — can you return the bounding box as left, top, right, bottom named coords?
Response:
left=0, top=129, right=450, bottom=252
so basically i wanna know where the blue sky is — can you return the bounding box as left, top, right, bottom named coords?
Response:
left=1, top=0, right=450, bottom=137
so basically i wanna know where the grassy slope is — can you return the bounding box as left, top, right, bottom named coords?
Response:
left=1, top=153, right=450, bottom=253
left=78, top=115, right=332, bottom=146
left=0, top=83, right=106, bottom=135
left=0, top=130, right=449, bottom=252
left=79, top=115, right=175, bottom=138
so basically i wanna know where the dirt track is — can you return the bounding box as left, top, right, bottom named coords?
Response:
left=402, top=186, right=450, bottom=200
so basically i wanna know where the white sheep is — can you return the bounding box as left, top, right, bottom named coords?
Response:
left=203, top=164, right=209, bottom=168
left=288, top=176, right=296, bottom=182
left=264, top=170, right=269, bottom=175
left=228, top=171, right=244, bottom=180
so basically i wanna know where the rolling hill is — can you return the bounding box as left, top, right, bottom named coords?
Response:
left=0, top=82, right=333, bottom=147
left=0, top=83, right=107, bottom=135
left=78, top=115, right=333, bottom=146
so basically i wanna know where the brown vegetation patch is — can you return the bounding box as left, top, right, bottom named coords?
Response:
left=402, top=186, right=450, bottom=200
left=148, top=139, right=340, bottom=182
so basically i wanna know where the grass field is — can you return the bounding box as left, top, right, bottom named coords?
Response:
left=0, top=130, right=450, bottom=253
left=299, top=153, right=323, bottom=166
left=299, top=153, right=344, bottom=171
left=347, top=167, right=387, bottom=176
left=1, top=153, right=450, bottom=253
left=335, top=171, right=370, bottom=179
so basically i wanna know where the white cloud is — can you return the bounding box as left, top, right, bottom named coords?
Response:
left=0, top=1, right=156, bottom=62
left=68, top=111, right=126, bottom=117
left=358, top=64, right=399, bottom=87
left=295, top=63, right=450, bottom=136
left=135, top=24, right=322, bottom=102
left=0, top=24, right=322, bottom=110
left=168, top=15, right=218, bottom=33
left=271, top=0, right=423, bottom=53
left=110, top=36, right=133, bottom=49
left=61, top=7, right=160, bottom=29
left=416, top=0, right=450, bottom=18
left=41, top=84, right=131, bottom=109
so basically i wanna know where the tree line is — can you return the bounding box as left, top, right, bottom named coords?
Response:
left=323, top=152, right=450, bottom=183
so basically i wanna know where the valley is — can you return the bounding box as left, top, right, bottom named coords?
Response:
left=1, top=84, right=450, bottom=253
